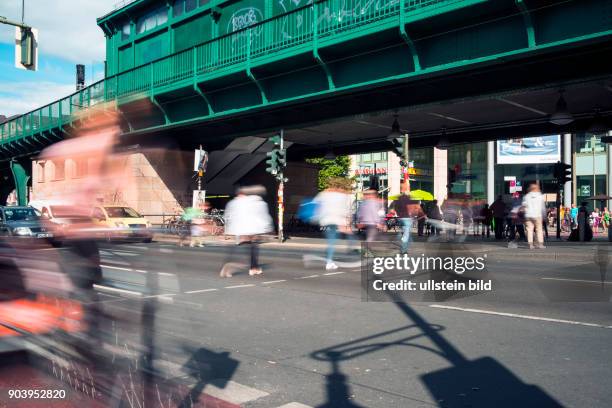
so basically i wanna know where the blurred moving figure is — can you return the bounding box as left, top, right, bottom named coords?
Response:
left=357, top=189, right=382, bottom=243
left=522, top=183, right=546, bottom=249
left=390, top=184, right=418, bottom=253
left=480, top=203, right=492, bottom=238
left=490, top=195, right=506, bottom=240
left=188, top=202, right=210, bottom=247
left=570, top=204, right=578, bottom=228
left=221, top=186, right=273, bottom=277
left=314, top=179, right=356, bottom=270
left=427, top=199, right=442, bottom=236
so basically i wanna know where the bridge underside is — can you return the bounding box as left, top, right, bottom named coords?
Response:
left=125, top=43, right=612, bottom=158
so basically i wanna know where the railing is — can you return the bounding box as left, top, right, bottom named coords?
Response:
left=0, top=0, right=470, bottom=144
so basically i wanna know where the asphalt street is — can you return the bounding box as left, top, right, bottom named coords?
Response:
left=14, top=239, right=612, bottom=407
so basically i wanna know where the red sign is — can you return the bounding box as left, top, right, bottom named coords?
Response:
left=355, top=167, right=387, bottom=176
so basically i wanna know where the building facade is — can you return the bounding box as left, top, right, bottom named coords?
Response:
left=351, top=132, right=612, bottom=212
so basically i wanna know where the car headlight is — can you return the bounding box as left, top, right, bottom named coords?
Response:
left=13, top=227, right=32, bottom=236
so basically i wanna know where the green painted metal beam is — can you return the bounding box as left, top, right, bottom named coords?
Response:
left=10, top=161, right=30, bottom=206
left=2, top=0, right=612, bottom=158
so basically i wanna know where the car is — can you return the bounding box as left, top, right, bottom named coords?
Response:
left=0, top=206, right=54, bottom=243
left=28, top=200, right=93, bottom=245
left=92, top=205, right=153, bottom=242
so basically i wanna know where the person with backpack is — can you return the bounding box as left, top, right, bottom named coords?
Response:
left=314, top=179, right=356, bottom=270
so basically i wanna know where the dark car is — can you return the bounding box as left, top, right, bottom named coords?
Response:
left=0, top=206, right=54, bottom=241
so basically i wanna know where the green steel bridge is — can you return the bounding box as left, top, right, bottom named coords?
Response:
left=1, top=0, right=612, bottom=202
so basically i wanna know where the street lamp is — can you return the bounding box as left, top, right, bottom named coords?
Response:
left=550, top=90, right=574, bottom=126
left=388, top=115, right=402, bottom=140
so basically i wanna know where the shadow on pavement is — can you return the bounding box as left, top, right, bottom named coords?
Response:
left=311, top=287, right=563, bottom=407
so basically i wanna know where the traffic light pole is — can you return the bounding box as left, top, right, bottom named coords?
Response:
left=556, top=187, right=561, bottom=240
left=403, top=133, right=409, bottom=192
left=278, top=130, right=285, bottom=243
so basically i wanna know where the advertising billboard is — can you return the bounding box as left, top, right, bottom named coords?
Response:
left=497, top=135, right=561, bottom=164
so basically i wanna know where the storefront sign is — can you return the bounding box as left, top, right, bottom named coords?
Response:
left=497, top=135, right=560, bottom=164
left=580, top=185, right=591, bottom=196
left=355, top=167, right=387, bottom=175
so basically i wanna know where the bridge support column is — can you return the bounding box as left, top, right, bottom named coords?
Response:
left=433, top=147, right=447, bottom=202
left=10, top=161, right=30, bottom=206
left=607, top=131, right=612, bottom=212
left=563, top=133, right=572, bottom=208
left=487, top=141, right=495, bottom=204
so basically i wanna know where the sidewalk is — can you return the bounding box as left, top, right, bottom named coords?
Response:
left=152, top=231, right=611, bottom=262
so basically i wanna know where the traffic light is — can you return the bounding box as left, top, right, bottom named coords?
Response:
left=391, top=137, right=407, bottom=167
left=15, top=27, right=37, bottom=71
left=265, top=134, right=287, bottom=179
left=553, top=161, right=572, bottom=185
left=266, top=150, right=280, bottom=176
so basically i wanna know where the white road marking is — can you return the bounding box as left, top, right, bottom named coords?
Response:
left=93, top=284, right=142, bottom=297
left=225, top=284, right=256, bottom=289
left=429, top=305, right=612, bottom=329
left=275, top=403, right=313, bottom=408
left=203, top=380, right=269, bottom=405
left=101, top=265, right=175, bottom=277
left=101, top=265, right=133, bottom=272
left=101, top=259, right=131, bottom=266
left=159, top=248, right=174, bottom=253
left=296, top=274, right=319, bottom=279
left=323, top=271, right=345, bottom=276
left=185, top=288, right=219, bottom=294
left=262, top=280, right=287, bottom=284
left=542, top=277, right=612, bottom=284
left=152, top=359, right=269, bottom=404
left=302, top=254, right=361, bottom=268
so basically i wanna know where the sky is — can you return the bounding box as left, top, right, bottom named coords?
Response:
left=0, top=0, right=115, bottom=117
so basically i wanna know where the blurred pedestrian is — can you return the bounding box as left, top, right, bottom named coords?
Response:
left=522, top=183, right=546, bottom=249
left=603, top=207, right=610, bottom=232
left=442, top=199, right=459, bottom=240
left=314, top=179, right=356, bottom=270
left=570, top=203, right=578, bottom=229
left=220, top=185, right=273, bottom=277
left=490, top=195, right=506, bottom=240
left=427, top=199, right=442, bottom=236
left=480, top=203, right=492, bottom=238
left=357, top=189, right=382, bottom=243
left=390, top=184, right=419, bottom=253
left=417, top=203, right=427, bottom=237
left=461, top=201, right=473, bottom=235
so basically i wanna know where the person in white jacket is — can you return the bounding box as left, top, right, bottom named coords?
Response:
left=522, top=183, right=546, bottom=249
left=221, top=185, right=273, bottom=277
left=314, top=180, right=356, bottom=270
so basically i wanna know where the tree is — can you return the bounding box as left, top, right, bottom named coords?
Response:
left=306, top=155, right=352, bottom=191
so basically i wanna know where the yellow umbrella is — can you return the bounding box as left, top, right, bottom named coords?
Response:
left=409, top=190, right=434, bottom=201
